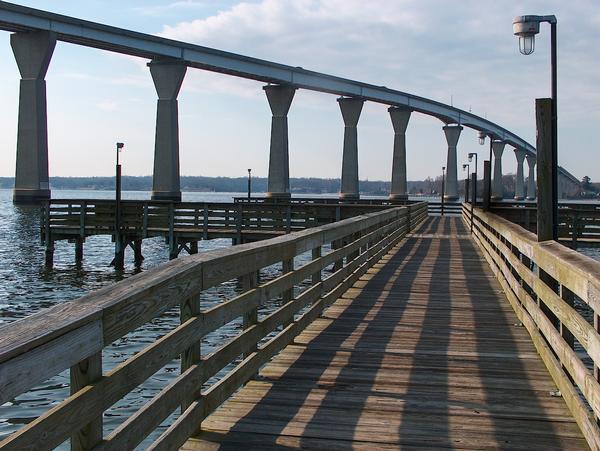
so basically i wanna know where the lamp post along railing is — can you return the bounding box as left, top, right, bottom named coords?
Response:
left=441, top=166, right=446, bottom=216
left=462, top=163, right=470, bottom=204
left=468, top=152, right=478, bottom=233
left=247, top=168, right=252, bottom=200
left=113, top=142, right=124, bottom=269
left=513, top=14, right=558, bottom=240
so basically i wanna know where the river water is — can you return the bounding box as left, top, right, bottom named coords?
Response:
left=0, top=189, right=598, bottom=448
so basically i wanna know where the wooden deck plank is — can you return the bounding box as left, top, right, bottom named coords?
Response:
left=184, top=217, right=588, bottom=450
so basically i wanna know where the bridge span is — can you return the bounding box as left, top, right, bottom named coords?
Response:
left=1, top=202, right=600, bottom=450
left=0, top=2, right=579, bottom=205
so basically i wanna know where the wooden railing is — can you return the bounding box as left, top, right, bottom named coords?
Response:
left=489, top=202, right=600, bottom=248
left=0, top=202, right=427, bottom=450
left=463, top=204, right=600, bottom=449
left=40, top=199, right=403, bottom=263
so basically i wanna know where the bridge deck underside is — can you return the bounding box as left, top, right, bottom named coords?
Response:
left=183, top=217, right=586, bottom=450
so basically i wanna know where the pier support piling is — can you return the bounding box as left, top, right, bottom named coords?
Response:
left=338, top=97, right=364, bottom=201
left=514, top=149, right=527, bottom=200
left=526, top=154, right=537, bottom=200
left=442, top=124, right=462, bottom=201
left=388, top=107, right=411, bottom=201
left=264, top=85, right=295, bottom=199
left=149, top=60, right=187, bottom=202
left=10, top=30, right=56, bottom=204
left=491, top=140, right=505, bottom=200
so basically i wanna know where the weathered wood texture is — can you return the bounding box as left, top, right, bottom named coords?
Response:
left=488, top=202, right=600, bottom=249
left=184, top=216, right=586, bottom=450
left=464, top=204, right=600, bottom=450
left=0, top=202, right=427, bottom=450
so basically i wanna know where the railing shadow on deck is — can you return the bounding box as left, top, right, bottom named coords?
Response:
left=0, top=203, right=427, bottom=450
left=210, top=217, right=566, bottom=449
left=463, top=202, right=600, bottom=450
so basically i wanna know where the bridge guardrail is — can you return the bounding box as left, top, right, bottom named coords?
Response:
left=1, top=202, right=427, bottom=450
left=463, top=203, right=600, bottom=449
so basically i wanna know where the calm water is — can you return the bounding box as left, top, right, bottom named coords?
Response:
left=0, top=189, right=324, bottom=448
left=0, top=189, right=598, bottom=448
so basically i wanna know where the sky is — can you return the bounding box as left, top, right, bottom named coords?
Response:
left=0, top=0, right=598, bottom=182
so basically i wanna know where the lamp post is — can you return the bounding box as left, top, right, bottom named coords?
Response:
left=468, top=152, right=479, bottom=201
left=113, top=142, right=124, bottom=269
left=513, top=14, right=558, bottom=240
left=247, top=168, right=252, bottom=200
left=468, top=152, right=478, bottom=233
left=441, top=166, right=446, bottom=216
left=462, top=163, right=470, bottom=203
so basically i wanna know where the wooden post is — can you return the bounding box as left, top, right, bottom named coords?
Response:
left=203, top=205, right=209, bottom=240
left=142, top=203, right=148, bottom=238
left=470, top=172, right=476, bottom=233
left=536, top=98, right=554, bottom=242
left=482, top=160, right=491, bottom=211
left=560, top=285, right=575, bottom=350
left=180, top=295, right=200, bottom=412
left=133, top=239, right=144, bottom=266
left=242, top=270, right=258, bottom=356
left=45, top=239, right=54, bottom=268
left=75, top=238, right=84, bottom=263
left=332, top=239, right=343, bottom=272
left=70, top=352, right=102, bottom=450
left=571, top=211, right=578, bottom=249
left=312, top=246, right=322, bottom=284
left=282, top=258, right=294, bottom=326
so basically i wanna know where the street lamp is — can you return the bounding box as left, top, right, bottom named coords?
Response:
left=477, top=131, right=486, bottom=146
left=247, top=168, right=252, bottom=200
left=441, top=166, right=446, bottom=216
left=468, top=152, right=479, bottom=200
left=513, top=14, right=558, bottom=240
left=113, top=142, right=124, bottom=269
left=462, top=163, right=470, bottom=206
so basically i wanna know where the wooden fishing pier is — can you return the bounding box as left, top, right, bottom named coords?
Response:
left=2, top=201, right=600, bottom=450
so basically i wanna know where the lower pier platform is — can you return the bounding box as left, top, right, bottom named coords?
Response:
left=183, top=217, right=586, bottom=450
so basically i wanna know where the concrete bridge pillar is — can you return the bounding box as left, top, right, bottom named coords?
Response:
left=442, top=124, right=462, bottom=201
left=514, top=148, right=527, bottom=200
left=491, top=140, right=505, bottom=200
left=264, top=85, right=296, bottom=199
left=338, top=97, right=364, bottom=200
left=526, top=155, right=536, bottom=200
left=388, top=107, right=411, bottom=201
left=10, top=31, right=56, bottom=204
left=149, top=60, right=187, bottom=201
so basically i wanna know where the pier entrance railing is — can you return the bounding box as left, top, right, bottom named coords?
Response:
left=0, top=202, right=426, bottom=450
left=463, top=204, right=600, bottom=449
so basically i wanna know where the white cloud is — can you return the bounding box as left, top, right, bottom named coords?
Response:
left=133, top=1, right=208, bottom=17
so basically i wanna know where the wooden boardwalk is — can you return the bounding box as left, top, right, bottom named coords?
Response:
left=183, top=217, right=587, bottom=450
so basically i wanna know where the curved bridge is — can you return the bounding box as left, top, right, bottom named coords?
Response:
left=0, top=1, right=578, bottom=203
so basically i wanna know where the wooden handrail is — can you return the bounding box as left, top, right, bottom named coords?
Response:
left=462, top=203, right=600, bottom=450
left=0, top=202, right=427, bottom=450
